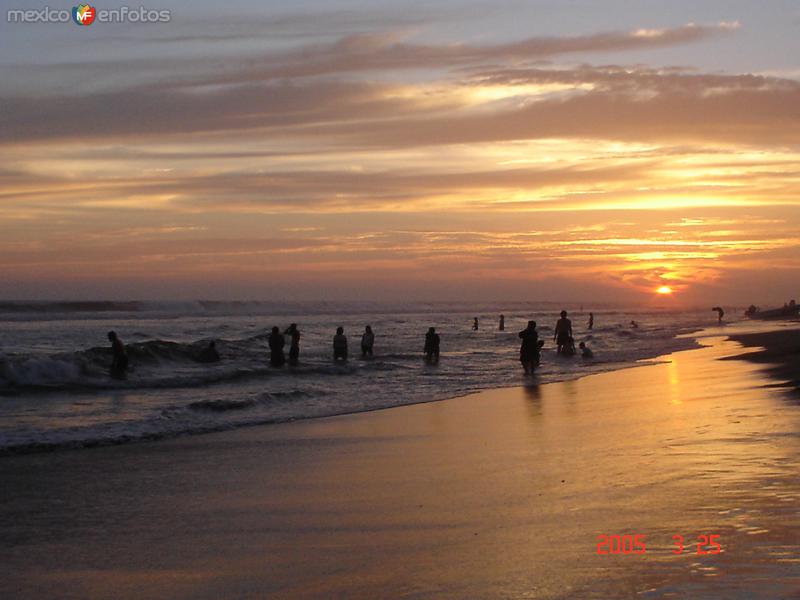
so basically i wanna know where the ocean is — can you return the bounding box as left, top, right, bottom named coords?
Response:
left=0, top=301, right=717, bottom=453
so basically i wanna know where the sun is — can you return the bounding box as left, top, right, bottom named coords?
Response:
left=656, top=285, right=673, bottom=295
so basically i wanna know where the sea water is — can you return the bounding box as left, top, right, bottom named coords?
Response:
left=0, top=301, right=717, bottom=453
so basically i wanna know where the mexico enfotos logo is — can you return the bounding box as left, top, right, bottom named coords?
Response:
left=7, top=5, right=172, bottom=24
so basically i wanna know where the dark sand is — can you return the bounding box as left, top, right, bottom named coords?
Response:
left=1, top=335, right=799, bottom=599
left=725, top=328, right=800, bottom=397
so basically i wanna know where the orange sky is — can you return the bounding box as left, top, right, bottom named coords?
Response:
left=1, top=4, right=799, bottom=304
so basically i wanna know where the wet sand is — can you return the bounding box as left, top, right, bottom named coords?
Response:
left=725, top=328, right=800, bottom=397
left=1, top=335, right=799, bottom=599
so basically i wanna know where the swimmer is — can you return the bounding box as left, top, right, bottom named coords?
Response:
left=268, top=326, right=286, bottom=366
left=424, top=327, right=440, bottom=363
left=107, top=330, right=128, bottom=377
left=361, top=325, right=375, bottom=357
left=518, top=320, right=540, bottom=375
left=553, top=310, right=573, bottom=354
left=333, top=327, right=348, bottom=361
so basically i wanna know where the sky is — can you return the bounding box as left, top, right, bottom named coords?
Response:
left=1, top=0, right=799, bottom=304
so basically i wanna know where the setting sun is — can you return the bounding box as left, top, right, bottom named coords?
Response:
left=657, top=286, right=674, bottom=295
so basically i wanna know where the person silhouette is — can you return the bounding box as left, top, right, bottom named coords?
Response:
left=333, top=327, right=348, bottom=361
left=553, top=311, right=573, bottom=354
left=107, top=331, right=128, bottom=377
left=472, top=317, right=479, bottom=331
left=268, top=326, right=286, bottom=366
left=712, top=307, right=724, bottom=324
left=518, top=320, right=540, bottom=375
left=579, top=341, right=593, bottom=358
left=361, top=325, right=374, bottom=358
left=284, top=323, right=300, bottom=365
left=424, top=327, right=440, bottom=363
left=499, top=314, right=505, bottom=331
left=197, top=340, right=220, bottom=363
left=588, top=312, right=594, bottom=330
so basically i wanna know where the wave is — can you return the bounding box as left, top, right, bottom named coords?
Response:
left=0, top=337, right=255, bottom=393
left=188, top=398, right=257, bottom=412
left=0, top=335, right=417, bottom=394
left=187, top=389, right=324, bottom=413
left=0, top=307, right=712, bottom=456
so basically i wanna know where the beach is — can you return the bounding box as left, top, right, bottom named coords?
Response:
left=1, top=329, right=799, bottom=599
left=0, top=302, right=705, bottom=453
left=725, top=329, right=800, bottom=398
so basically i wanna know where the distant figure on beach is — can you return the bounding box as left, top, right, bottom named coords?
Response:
left=499, top=314, right=505, bottom=331
left=333, top=327, right=348, bottom=361
left=518, top=320, right=541, bottom=375
left=268, top=326, right=286, bottom=367
left=630, top=320, right=639, bottom=329
left=579, top=341, right=593, bottom=358
left=712, top=306, right=725, bottom=324
left=553, top=310, right=573, bottom=354
left=197, top=340, right=220, bottom=363
left=424, top=327, right=440, bottom=363
left=361, top=325, right=374, bottom=357
left=284, top=323, right=300, bottom=365
left=473, top=317, right=479, bottom=331
left=107, top=331, right=128, bottom=377
left=588, top=312, right=594, bottom=330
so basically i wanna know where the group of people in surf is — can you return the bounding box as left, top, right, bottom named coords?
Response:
left=261, top=314, right=589, bottom=374
left=105, top=310, right=595, bottom=379
left=517, top=310, right=593, bottom=375
left=265, top=324, right=378, bottom=366
left=266, top=324, right=304, bottom=367
left=262, top=315, right=591, bottom=373
left=106, top=330, right=220, bottom=378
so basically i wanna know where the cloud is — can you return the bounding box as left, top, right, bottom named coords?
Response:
left=2, top=21, right=733, bottom=99
left=5, top=58, right=799, bottom=154
left=322, top=69, right=800, bottom=148
left=197, top=23, right=728, bottom=83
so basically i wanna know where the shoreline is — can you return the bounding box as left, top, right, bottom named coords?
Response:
left=1, top=324, right=793, bottom=458
left=723, top=328, right=800, bottom=397
left=0, top=333, right=704, bottom=457
left=1, top=331, right=799, bottom=598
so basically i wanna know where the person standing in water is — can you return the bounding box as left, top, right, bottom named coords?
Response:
left=107, top=331, right=128, bottom=377
left=333, top=327, right=348, bottom=361
left=472, top=317, right=479, bottom=331
left=424, top=327, right=440, bottom=363
left=361, top=325, right=375, bottom=357
left=284, top=323, right=300, bottom=365
left=197, top=340, right=220, bottom=363
left=268, top=326, right=286, bottom=366
left=553, top=310, right=573, bottom=355
left=499, top=314, right=505, bottom=331
left=518, top=320, right=540, bottom=375
left=712, top=307, right=725, bottom=324
left=588, top=312, right=594, bottom=330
